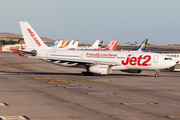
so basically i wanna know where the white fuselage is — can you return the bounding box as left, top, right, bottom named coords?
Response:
left=163, top=53, right=180, bottom=64
left=35, top=48, right=176, bottom=71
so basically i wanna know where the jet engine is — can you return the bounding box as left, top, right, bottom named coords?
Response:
left=89, top=65, right=112, bottom=75
left=121, top=70, right=142, bottom=73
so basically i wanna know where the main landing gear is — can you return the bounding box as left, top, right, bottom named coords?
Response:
left=81, top=66, right=94, bottom=76
left=81, top=72, right=93, bottom=76
left=155, top=69, right=160, bottom=77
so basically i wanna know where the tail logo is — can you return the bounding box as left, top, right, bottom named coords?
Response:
left=141, top=43, right=146, bottom=49
left=27, top=28, right=41, bottom=47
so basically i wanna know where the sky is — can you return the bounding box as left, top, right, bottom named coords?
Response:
left=0, top=0, right=180, bottom=45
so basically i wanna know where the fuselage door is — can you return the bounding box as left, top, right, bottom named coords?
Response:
left=80, top=54, right=84, bottom=60
left=47, top=51, right=51, bottom=58
left=153, top=55, right=159, bottom=63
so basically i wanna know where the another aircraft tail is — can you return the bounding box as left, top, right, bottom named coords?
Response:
left=133, top=39, right=148, bottom=51
left=60, top=40, right=68, bottom=48
left=98, top=40, right=103, bottom=48
left=71, top=40, right=79, bottom=48
left=55, top=39, right=63, bottom=48
left=19, top=22, right=48, bottom=49
left=65, top=40, right=74, bottom=48
left=51, top=39, right=59, bottom=47
left=91, top=40, right=100, bottom=49
left=104, top=39, right=118, bottom=50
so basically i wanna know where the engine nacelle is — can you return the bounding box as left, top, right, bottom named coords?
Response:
left=121, top=70, right=142, bottom=73
left=89, top=65, right=112, bottom=75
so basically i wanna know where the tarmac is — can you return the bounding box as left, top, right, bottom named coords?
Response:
left=0, top=52, right=180, bottom=120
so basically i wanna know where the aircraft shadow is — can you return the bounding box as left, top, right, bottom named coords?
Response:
left=0, top=71, right=150, bottom=77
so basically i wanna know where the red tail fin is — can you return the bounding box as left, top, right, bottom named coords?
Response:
left=16, top=51, right=25, bottom=57
left=104, top=39, right=118, bottom=50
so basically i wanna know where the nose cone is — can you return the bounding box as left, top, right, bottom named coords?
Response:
left=167, top=60, right=176, bottom=68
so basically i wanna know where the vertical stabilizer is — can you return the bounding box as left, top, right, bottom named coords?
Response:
left=91, top=40, right=100, bottom=49
left=51, top=39, right=60, bottom=47
left=65, top=40, right=74, bottom=48
left=55, top=39, right=63, bottom=48
left=104, top=39, right=118, bottom=50
left=71, top=40, right=79, bottom=48
left=133, top=39, right=148, bottom=51
left=19, top=22, right=48, bottom=49
left=104, top=40, right=114, bottom=50
left=98, top=40, right=103, bottom=48
left=60, top=40, right=68, bottom=48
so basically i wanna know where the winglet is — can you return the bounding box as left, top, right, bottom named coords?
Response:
left=16, top=51, right=25, bottom=57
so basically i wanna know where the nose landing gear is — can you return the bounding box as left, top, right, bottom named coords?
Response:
left=155, top=69, right=160, bottom=77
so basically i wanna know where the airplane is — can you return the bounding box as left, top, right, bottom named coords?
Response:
left=64, top=40, right=74, bottom=48
left=98, top=40, right=103, bottom=48
left=53, top=39, right=63, bottom=48
left=70, top=40, right=116, bottom=51
left=71, top=40, right=79, bottom=48
left=119, top=39, right=148, bottom=52
left=18, top=21, right=176, bottom=77
left=60, top=40, right=68, bottom=48
left=51, top=39, right=79, bottom=49
left=163, top=53, right=180, bottom=64
left=76, top=40, right=101, bottom=50
left=50, top=39, right=59, bottom=48
left=104, top=39, right=118, bottom=50
left=132, top=39, right=148, bottom=52
left=129, top=39, right=180, bottom=64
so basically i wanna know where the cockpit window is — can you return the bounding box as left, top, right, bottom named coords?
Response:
left=164, top=58, right=172, bottom=60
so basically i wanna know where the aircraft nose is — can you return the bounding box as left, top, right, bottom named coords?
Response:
left=169, top=60, right=176, bottom=67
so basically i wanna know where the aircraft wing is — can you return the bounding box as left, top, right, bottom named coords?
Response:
left=28, top=56, right=118, bottom=66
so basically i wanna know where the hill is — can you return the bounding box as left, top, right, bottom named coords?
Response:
left=0, top=32, right=55, bottom=45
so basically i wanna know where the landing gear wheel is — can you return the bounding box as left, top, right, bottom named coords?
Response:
left=155, top=73, right=159, bottom=77
left=155, top=69, right=160, bottom=77
left=81, top=72, right=85, bottom=76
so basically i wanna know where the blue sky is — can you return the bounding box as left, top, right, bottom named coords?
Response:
left=0, top=0, right=180, bottom=45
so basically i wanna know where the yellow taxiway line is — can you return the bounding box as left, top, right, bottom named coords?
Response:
left=51, top=80, right=110, bottom=82
left=48, top=82, right=69, bottom=84
left=57, top=84, right=79, bottom=86
left=66, top=87, right=90, bottom=89
left=33, top=77, right=53, bottom=79
left=121, top=103, right=158, bottom=105
left=166, top=116, right=180, bottom=118
left=87, top=93, right=115, bottom=95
